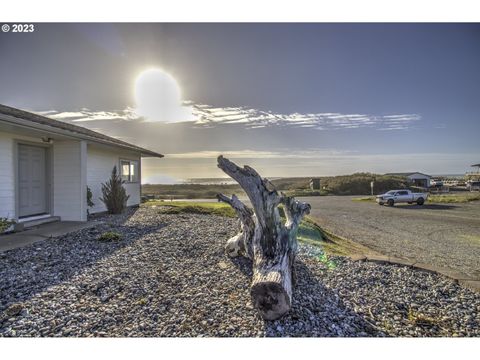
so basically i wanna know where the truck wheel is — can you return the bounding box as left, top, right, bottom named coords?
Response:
left=417, top=198, right=424, bottom=205
left=387, top=199, right=394, bottom=207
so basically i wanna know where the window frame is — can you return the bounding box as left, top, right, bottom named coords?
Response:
left=119, top=158, right=140, bottom=183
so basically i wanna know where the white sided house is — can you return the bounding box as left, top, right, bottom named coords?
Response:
left=386, top=172, right=431, bottom=188
left=0, top=104, right=163, bottom=226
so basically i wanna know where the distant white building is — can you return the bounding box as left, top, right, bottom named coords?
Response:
left=386, top=172, right=431, bottom=188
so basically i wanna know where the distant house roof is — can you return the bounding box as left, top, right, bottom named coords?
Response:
left=0, top=103, right=163, bottom=158
left=385, top=172, right=431, bottom=178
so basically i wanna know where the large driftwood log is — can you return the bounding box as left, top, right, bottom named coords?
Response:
left=217, top=156, right=311, bottom=320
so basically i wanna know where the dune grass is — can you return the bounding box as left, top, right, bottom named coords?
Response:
left=460, top=234, right=480, bottom=243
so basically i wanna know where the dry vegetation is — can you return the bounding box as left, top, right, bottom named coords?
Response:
left=142, top=173, right=409, bottom=199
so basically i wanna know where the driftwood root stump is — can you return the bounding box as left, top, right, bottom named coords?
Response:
left=217, top=156, right=310, bottom=320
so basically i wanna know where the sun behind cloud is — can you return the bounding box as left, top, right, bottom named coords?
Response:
left=134, top=68, right=195, bottom=123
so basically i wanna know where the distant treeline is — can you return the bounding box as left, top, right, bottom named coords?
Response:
left=142, top=173, right=409, bottom=199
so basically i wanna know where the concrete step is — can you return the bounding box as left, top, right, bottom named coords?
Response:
left=15, top=216, right=61, bottom=231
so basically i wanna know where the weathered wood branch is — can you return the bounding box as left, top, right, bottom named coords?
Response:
left=216, top=193, right=255, bottom=259
left=217, top=155, right=311, bottom=320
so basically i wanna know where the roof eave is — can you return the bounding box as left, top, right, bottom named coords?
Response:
left=0, top=111, right=164, bottom=158
left=141, top=152, right=164, bottom=158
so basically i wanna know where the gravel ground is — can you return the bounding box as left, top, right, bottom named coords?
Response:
left=301, top=196, right=480, bottom=278
left=0, top=206, right=479, bottom=337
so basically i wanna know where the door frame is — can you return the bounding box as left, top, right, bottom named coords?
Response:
left=13, top=140, right=53, bottom=220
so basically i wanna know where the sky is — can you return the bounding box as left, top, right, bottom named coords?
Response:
left=1, top=23, right=479, bottom=183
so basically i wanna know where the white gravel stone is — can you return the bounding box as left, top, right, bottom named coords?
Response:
left=0, top=207, right=479, bottom=337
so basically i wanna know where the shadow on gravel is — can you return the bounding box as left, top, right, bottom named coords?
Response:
left=0, top=208, right=165, bottom=313
left=393, top=204, right=458, bottom=211
left=228, top=256, right=382, bottom=337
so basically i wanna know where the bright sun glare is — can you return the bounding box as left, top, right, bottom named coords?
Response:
left=134, top=68, right=194, bottom=123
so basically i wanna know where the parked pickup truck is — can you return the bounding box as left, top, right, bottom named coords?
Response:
left=376, top=189, right=428, bottom=206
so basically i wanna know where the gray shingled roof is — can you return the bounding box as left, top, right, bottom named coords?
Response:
left=386, top=172, right=431, bottom=177
left=0, top=104, right=163, bottom=157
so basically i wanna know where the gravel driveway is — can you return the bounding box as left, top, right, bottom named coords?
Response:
left=301, top=196, right=480, bottom=278
left=1, top=206, right=479, bottom=337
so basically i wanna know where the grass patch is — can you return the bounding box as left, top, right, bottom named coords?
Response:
left=146, top=200, right=237, bottom=218
left=315, top=225, right=379, bottom=257
left=294, top=216, right=360, bottom=256
left=284, top=189, right=329, bottom=197
left=98, top=231, right=122, bottom=242
left=428, top=193, right=480, bottom=203
left=353, top=193, right=480, bottom=204
left=460, top=234, right=480, bottom=243
left=352, top=196, right=375, bottom=202
left=141, top=183, right=244, bottom=200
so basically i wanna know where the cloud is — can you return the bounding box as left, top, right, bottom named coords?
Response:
left=191, top=104, right=421, bottom=131
left=36, top=103, right=421, bottom=131
left=44, top=108, right=139, bottom=122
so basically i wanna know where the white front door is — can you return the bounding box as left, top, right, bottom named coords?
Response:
left=18, top=144, right=48, bottom=217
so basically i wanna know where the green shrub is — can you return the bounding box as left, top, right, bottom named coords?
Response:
left=100, top=166, right=130, bottom=214
left=318, top=252, right=337, bottom=270
left=0, top=217, right=16, bottom=233
left=98, top=231, right=122, bottom=242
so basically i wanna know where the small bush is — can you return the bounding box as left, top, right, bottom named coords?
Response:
left=98, top=231, right=122, bottom=242
left=318, top=252, right=337, bottom=270
left=100, top=166, right=130, bottom=214
left=0, top=217, right=16, bottom=233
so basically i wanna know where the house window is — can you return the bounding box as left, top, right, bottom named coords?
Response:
left=120, top=159, right=139, bottom=183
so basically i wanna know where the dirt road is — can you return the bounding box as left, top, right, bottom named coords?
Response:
left=300, top=196, right=480, bottom=277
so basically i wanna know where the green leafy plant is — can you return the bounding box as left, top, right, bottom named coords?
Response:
left=0, top=217, right=16, bottom=234
left=318, top=252, right=337, bottom=270
left=98, top=231, right=122, bottom=242
left=100, top=166, right=130, bottom=214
